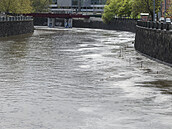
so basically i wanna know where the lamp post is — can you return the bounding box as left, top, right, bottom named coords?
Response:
left=77, top=0, right=81, bottom=12
left=85, top=0, right=88, bottom=15
left=164, top=0, right=167, bottom=22
left=153, top=0, right=155, bottom=21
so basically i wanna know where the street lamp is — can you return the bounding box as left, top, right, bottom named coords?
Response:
left=164, top=0, right=167, bottom=22
left=84, top=0, right=88, bottom=15
left=78, top=0, right=81, bottom=12
left=153, top=0, right=155, bottom=21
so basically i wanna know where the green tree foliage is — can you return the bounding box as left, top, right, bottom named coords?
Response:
left=17, top=0, right=32, bottom=13
left=118, top=0, right=132, bottom=17
left=31, top=0, right=51, bottom=12
left=0, top=0, right=51, bottom=13
left=102, top=0, right=132, bottom=23
left=132, top=0, right=161, bottom=19
left=102, top=0, right=123, bottom=23
left=167, top=1, right=172, bottom=17
left=0, top=0, right=32, bottom=13
left=0, top=0, right=18, bottom=13
left=102, top=0, right=161, bottom=22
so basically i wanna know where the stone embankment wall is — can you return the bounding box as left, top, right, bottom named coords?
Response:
left=33, top=17, right=137, bottom=33
left=73, top=18, right=137, bottom=33
left=33, top=17, right=47, bottom=26
left=135, top=21, right=172, bottom=65
left=0, top=16, right=34, bottom=37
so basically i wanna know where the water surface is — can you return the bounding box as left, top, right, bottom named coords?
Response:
left=0, top=28, right=171, bottom=129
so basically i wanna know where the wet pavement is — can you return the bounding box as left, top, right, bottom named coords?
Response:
left=0, top=28, right=172, bottom=129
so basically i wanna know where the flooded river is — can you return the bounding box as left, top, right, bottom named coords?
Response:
left=0, top=28, right=172, bottom=129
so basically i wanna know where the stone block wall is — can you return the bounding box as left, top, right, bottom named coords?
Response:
left=0, top=20, right=34, bottom=37
left=73, top=18, right=137, bottom=33
left=33, top=17, right=47, bottom=26
left=33, top=17, right=137, bottom=32
left=135, top=26, right=172, bottom=65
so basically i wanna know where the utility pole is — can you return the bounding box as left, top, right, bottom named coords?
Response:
left=160, top=0, right=162, bottom=17
left=153, top=0, right=155, bottom=21
left=164, top=0, right=167, bottom=22
left=78, top=0, right=81, bottom=12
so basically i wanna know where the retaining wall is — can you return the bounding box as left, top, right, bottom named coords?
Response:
left=33, top=17, right=137, bottom=32
left=0, top=17, right=34, bottom=37
left=135, top=22, right=172, bottom=65
left=73, top=18, right=137, bottom=32
left=33, top=17, right=47, bottom=26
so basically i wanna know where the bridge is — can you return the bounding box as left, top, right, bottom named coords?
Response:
left=23, top=13, right=90, bottom=19
left=23, top=13, right=90, bottom=28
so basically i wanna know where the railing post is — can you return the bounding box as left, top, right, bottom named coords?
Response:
left=156, top=22, right=159, bottom=29
left=153, top=22, right=156, bottom=29
left=161, top=22, right=163, bottom=30
left=163, top=23, right=167, bottom=30
left=150, top=21, right=152, bottom=28
left=166, top=23, right=170, bottom=31
left=147, top=21, right=150, bottom=28
left=169, top=24, right=172, bottom=30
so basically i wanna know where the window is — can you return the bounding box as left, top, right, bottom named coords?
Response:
left=52, top=0, right=57, bottom=4
left=72, top=0, right=78, bottom=6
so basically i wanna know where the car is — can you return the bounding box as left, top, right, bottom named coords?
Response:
left=159, top=17, right=165, bottom=22
left=166, top=18, right=171, bottom=24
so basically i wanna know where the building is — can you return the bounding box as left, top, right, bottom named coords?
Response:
left=50, top=0, right=107, bottom=14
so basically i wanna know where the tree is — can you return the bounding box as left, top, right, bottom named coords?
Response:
left=17, top=0, right=32, bottom=13
left=0, top=0, right=32, bottom=13
left=167, top=1, right=172, bottom=17
left=102, top=0, right=132, bottom=22
left=0, top=0, right=17, bottom=13
left=131, top=0, right=161, bottom=20
left=118, top=0, right=132, bottom=17
left=102, top=0, right=122, bottom=23
left=31, top=0, right=51, bottom=12
left=102, top=0, right=162, bottom=22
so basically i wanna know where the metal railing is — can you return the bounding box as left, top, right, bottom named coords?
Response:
left=137, top=20, right=172, bottom=31
left=0, top=16, right=33, bottom=22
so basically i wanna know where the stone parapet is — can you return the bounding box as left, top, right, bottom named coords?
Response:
left=0, top=16, right=33, bottom=22
left=137, top=20, right=172, bottom=31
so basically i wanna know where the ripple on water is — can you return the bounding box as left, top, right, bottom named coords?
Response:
left=0, top=28, right=171, bottom=129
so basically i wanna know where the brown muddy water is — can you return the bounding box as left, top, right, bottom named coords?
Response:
left=0, top=28, right=171, bottom=129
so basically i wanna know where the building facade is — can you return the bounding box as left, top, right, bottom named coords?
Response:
left=50, top=0, right=107, bottom=13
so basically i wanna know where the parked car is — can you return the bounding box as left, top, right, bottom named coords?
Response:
left=166, top=18, right=171, bottom=24
left=159, top=17, right=171, bottom=24
left=159, top=17, right=165, bottom=22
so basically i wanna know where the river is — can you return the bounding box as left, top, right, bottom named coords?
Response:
left=0, top=28, right=172, bottom=129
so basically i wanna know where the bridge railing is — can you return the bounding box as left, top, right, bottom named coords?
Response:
left=137, top=20, right=172, bottom=31
left=0, top=16, right=33, bottom=22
